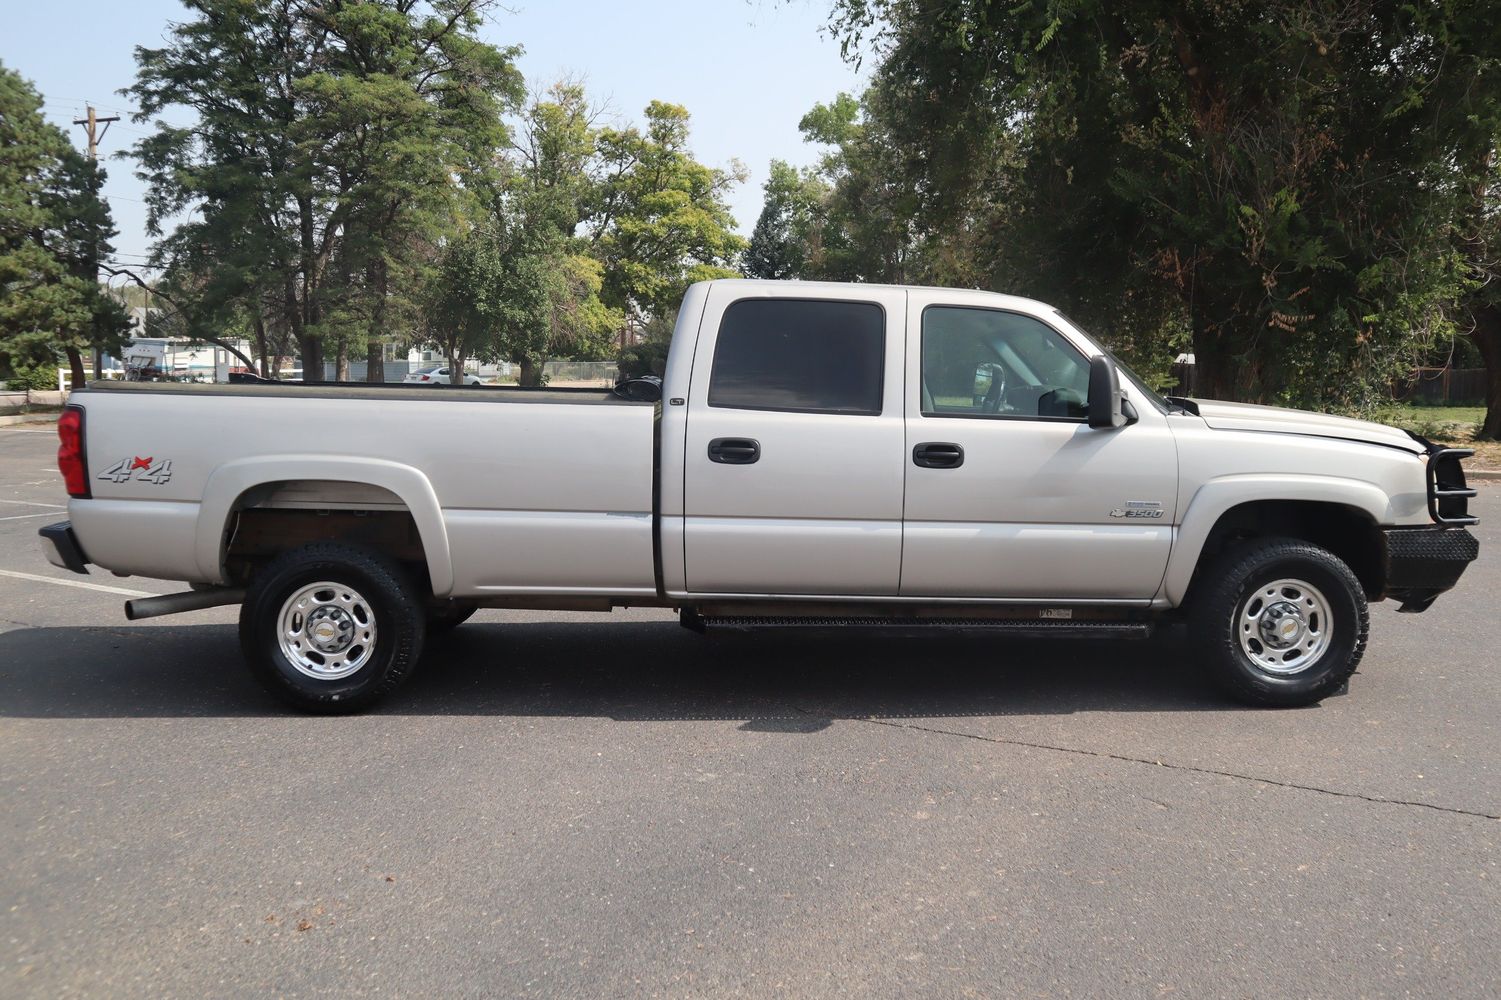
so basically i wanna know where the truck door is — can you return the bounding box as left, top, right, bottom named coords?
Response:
left=680, top=284, right=907, bottom=596
left=900, top=294, right=1178, bottom=600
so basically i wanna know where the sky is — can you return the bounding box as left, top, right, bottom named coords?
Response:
left=0, top=0, right=865, bottom=270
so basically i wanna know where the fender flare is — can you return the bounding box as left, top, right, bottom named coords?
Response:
left=1162, top=475, right=1391, bottom=606
left=195, top=455, right=454, bottom=596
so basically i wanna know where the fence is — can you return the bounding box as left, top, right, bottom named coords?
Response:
left=1394, top=368, right=1487, bottom=406
left=316, top=360, right=416, bottom=382
left=539, top=360, right=616, bottom=385
left=0, top=388, right=69, bottom=414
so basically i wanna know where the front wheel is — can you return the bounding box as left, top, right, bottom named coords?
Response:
left=1190, top=538, right=1369, bottom=707
left=239, top=542, right=426, bottom=713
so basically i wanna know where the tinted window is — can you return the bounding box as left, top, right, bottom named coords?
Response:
left=921, top=307, right=1090, bottom=420
left=708, top=299, right=885, bottom=415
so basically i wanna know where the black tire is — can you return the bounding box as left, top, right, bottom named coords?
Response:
left=1189, top=537, right=1369, bottom=707
left=239, top=542, right=425, bottom=713
left=426, top=601, right=477, bottom=634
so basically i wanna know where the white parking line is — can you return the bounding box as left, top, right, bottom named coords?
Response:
left=0, top=511, right=61, bottom=522
left=0, top=569, right=154, bottom=597
left=0, top=500, right=65, bottom=508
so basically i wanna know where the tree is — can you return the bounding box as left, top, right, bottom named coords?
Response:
left=0, top=62, right=129, bottom=388
left=744, top=160, right=829, bottom=280
left=420, top=218, right=611, bottom=386
left=828, top=1, right=1495, bottom=408
left=128, top=0, right=523, bottom=381
left=590, top=101, right=746, bottom=324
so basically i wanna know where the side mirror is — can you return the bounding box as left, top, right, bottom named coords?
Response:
left=1087, top=355, right=1127, bottom=429
left=972, top=363, right=994, bottom=405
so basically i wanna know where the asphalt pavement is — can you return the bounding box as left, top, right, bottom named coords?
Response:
left=1, top=424, right=1497, bottom=998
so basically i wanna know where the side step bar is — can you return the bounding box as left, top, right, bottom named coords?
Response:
left=683, top=610, right=1152, bottom=639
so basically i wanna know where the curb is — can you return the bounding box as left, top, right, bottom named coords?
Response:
left=1468, top=468, right=1501, bottom=481
left=0, top=413, right=58, bottom=428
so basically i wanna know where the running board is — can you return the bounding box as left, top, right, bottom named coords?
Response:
left=684, top=611, right=1152, bottom=639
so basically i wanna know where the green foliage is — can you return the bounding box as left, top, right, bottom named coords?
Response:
left=819, top=1, right=1501, bottom=411
left=591, top=101, right=747, bottom=319
left=130, top=12, right=743, bottom=383
left=4, top=360, right=60, bottom=392
left=414, top=83, right=740, bottom=382
left=617, top=309, right=676, bottom=379
left=127, top=0, right=524, bottom=380
left=745, top=160, right=830, bottom=280
left=0, top=62, right=130, bottom=381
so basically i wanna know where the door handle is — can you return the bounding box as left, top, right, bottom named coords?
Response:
left=708, top=437, right=761, bottom=465
left=913, top=442, right=964, bottom=469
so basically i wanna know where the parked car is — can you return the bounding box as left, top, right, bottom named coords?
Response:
left=40, top=280, right=1478, bottom=713
left=403, top=365, right=483, bottom=386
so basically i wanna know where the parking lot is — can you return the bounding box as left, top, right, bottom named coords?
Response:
left=1, top=422, right=1498, bottom=998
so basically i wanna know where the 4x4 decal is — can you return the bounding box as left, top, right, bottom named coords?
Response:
left=98, top=456, right=173, bottom=486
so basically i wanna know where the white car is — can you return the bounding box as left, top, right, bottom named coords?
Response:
left=403, top=365, right=482, bottom=386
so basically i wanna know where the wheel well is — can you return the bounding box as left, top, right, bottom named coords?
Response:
left=223, top=480, right=431, bottom=591
left=1189, top=500, right=1385, bottom=600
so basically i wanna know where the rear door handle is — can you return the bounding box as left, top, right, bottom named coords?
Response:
left=708, top=437, right=761, bottom=465
left=913, top=442, right=964, bottom=469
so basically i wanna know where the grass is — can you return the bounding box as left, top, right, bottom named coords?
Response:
left=1371, top=404, right=1499, bottom=467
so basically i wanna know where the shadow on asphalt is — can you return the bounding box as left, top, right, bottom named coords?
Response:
left=0, top=621, right=1244, bottom=720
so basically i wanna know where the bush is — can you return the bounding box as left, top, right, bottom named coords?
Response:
left=617, top=337, right=670, bottom=380
left=3, top=362, right=60, bottom=392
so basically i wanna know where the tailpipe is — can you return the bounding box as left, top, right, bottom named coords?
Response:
left=125, top=587, right=246, bottom=621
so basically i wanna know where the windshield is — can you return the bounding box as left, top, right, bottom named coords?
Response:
left=1052, top=311, right=1172, bottom=413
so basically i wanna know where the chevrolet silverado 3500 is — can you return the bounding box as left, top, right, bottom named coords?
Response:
left=39, top=280, right=1479, bottom=711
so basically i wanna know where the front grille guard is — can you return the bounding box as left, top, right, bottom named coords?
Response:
left=1426, top=447, right=1478, bottom=525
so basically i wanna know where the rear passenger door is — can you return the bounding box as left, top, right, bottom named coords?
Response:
left=681, top=285, right=907, bottom=595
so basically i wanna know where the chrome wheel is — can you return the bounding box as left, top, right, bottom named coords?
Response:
left=277, top=581, right=377, bottom=680
left=1235, top=578, right=1332, bottom=675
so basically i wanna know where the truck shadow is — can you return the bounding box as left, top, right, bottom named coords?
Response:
left=0, top=621, right=1251, bottom=720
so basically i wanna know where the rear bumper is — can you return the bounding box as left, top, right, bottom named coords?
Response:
left=1383, top=526, right=1478, bottom=612
left=38, top=520, right=90, bottom=575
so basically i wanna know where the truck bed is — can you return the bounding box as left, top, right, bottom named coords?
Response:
left=69, top=380, right=660, bottom=598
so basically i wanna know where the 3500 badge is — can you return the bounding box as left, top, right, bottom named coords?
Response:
left=98, top=456, right=173, bottom=486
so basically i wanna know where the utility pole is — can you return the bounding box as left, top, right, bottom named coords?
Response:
left=73, top=106, right=120, bottom=379
left=72, top=105, right=119, bottom=162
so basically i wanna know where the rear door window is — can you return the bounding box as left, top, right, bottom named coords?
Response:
left=708, top=299, right=885, bottom=415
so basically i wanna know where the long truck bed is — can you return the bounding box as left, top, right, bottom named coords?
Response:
left=66, top=380, right=659, bottom=599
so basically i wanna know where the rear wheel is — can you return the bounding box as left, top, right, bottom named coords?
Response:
left=239, top=542, right=425, bottom=713
left=1190, top=538, right=1368, bottom=707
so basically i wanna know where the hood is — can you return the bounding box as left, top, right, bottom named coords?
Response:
left=1191, top=399, right=1423, bottom=453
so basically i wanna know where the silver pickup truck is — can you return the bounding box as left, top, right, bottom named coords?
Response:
left=39, top=280, right=1478, bottom=711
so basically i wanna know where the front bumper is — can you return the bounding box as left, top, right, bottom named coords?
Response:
left=38, top=520, right=90, bottom=575
left=1383, top=526, right=1478, bottom=613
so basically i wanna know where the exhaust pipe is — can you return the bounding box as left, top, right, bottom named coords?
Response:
left=125, top=587, right=246, bottom=621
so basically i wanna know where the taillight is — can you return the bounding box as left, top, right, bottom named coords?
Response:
left=57, top=405, right=90, bottom=499
left=419, top=374, right=430, bottom=381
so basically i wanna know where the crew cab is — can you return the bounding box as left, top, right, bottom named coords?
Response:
left=39, top=280, right=1479, bottom=711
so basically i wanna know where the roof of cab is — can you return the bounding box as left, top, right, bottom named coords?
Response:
left=696, top=278, right=1059, bottom=318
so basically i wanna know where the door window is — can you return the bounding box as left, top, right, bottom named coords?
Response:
left=921, top=307, right=1090, bottom=420
left=708, top=299, right=885, bottom=415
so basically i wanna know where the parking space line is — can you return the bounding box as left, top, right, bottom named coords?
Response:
left=0, top=569, right=154, bottom=597
left=0, top=511, right=62, bottom=522
left=0, top=500, right=65, bottom=508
